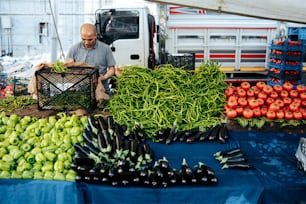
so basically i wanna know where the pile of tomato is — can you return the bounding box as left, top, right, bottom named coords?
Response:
left=224, top=81, right=306, bottom=120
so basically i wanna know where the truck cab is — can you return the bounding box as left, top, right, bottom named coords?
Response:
left=95, top=5, right=158, bottom=69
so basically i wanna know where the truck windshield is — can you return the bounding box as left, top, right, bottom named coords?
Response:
left=95, top=9, right=139, bottom=45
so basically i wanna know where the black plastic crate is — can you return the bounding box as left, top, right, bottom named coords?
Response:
left=35, top=67, right=98, bottom=111
left=166, top=53, right=195, bottom=70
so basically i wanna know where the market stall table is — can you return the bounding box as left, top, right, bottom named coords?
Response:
left=0, top=130, right=305, bottom=204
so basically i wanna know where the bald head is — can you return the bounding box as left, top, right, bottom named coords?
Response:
left=80, top=23, right=97, bottom=50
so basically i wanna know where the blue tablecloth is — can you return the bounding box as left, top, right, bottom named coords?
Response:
left=0, top=130, right=305, bottom=204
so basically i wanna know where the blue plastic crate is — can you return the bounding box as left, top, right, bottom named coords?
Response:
left=298, top=28, right=306, bottom=40
left=269, top=62, right=302, bottom=71
left=288, top=27, right=299, bottom=36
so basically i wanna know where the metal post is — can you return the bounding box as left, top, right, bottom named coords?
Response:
left=50, top=0, right=58, bottom=62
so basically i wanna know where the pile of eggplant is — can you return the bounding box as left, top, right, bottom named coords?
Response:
left=72, top=115, right=155, bottom=186
left=72, top=115, right=218, bottom=187
left=154, top=123, right=230, bottom=144
left=214, top=148, right=251, bottom=170
left=142, top=157, right=218, bottom=187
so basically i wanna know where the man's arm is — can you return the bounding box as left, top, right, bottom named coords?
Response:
left=98, top=65, right=115, bottom=82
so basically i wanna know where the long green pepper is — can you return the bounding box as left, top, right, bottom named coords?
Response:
left=104, top=61, right=227, bottom=140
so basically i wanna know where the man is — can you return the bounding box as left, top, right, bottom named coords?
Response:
left=66, top=23, right=116, bottom=96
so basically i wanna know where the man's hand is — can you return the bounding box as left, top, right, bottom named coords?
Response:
left=98, top=75, right=105, bottom=82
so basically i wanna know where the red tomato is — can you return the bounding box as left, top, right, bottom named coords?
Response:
left=225, top=86, right=235, bottom=97
left=237, top=89, right=246, bottom=98
left=302, top=109, right=306, bottom=119
left=283, top=97, right=292, bottom=106
left=302, top=100, right=306, bottom=108
left=273, top=84, right=283, bottom=93
left=257, top=92, right=268, bottom=100
left=238, top=98, right=248, bottom=107
left=266, top=110, right=276, bottom=120
left=235, top=106, right=244, bottom=115
left=269, top=91, right=278, bottom=99
left=257, top=98, right=265, bottom=107
left=246, top=89, right=255, bottom=97
left=248, top=99, right=259, bottom=109
left=253, top=108, right=261, bottom=118
left=240, top=82, right=251, bottom=91
left=226, top=109, right=237, bottom=118
left=224, top=105, right=231, bottom=113
left=293, top=98, right=301, bottom=106
left=251, top=86, right=260, bottom=95
left=289, top=90, right=299, bottom=98
left=227, top=98, right=238, bottom=109
left=300, top=92, right=306, bottom=101
left=269, top=102, right=280, bottom=112
left=289, top=102, right=299, bottom=112
left=256, top=81, right=266, bottom=90
left=261, top=106, right=268, bottom=116
left=243, top=109, right=253, bottom=119
left=276, top=110, right=284, bottom=119
left=293, top=111, right=303, bottom=120
left=285, top=111, right=293, bottom=120
left=266, top=97, right=275, bottom=106
left=283, top=82, right=293, bottom=92
left=296, top=85, right=306, bottom=93
left=280, top=90, right=289, bottom=98
left=275, top=99, right=284, bottom=109
left=263, top=85, right=273, bottom=95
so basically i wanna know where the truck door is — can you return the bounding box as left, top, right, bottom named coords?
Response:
left=95, top=9, right=146, bottom=67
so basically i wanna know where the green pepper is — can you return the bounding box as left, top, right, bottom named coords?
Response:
left=24, top=153, right=36, bottom=165
left=33, top=171, right=44, bottom=180
left=54, top=161, right=64, bottom=172
left=43, top=171, right=54, bottom=180
left=0, top=160, right=12, bottom=171
left=53, top=172, right=65, bottom=181
left=11, top=170, right=22, bottom=179
left=0, top=170, right=10, bottom=178
left=44, top=152, right=56, bottom=162
left=2, top=154, right=14, bottom=163
left=16, top=162, right=32, bottom=172
left=35, top=152, right=46, bottom=164
left=65, top=170, right=76, bottom=182
left=22, top=170, right=33, bottom=179
left=10, top=148, right=23, bottom=160
left=32, top=163, right=42, bottom=171
left=21, top=143, right=32, bottom=152
left=31, top=147, right=42, bottom=154
left=41, top=161, right=53, bottom=172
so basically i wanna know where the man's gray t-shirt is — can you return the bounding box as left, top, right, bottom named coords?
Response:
left=66, top=40, right=116, bottom=95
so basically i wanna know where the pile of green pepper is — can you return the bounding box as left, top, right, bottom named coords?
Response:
left=0, top=112, right=87, bottom=181
left=104, top=60, right=228, bottom=140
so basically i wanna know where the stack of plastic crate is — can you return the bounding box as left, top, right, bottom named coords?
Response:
left=267, top=40, right=304, bottom=87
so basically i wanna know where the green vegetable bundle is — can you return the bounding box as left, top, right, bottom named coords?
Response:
left=104, top=60, right=227, bottom=139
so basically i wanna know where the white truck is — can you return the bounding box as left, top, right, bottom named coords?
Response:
left=94, top=3, right=302, bottom=80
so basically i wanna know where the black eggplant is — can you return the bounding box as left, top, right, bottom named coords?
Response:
left=221, top=156, right=247, bottom=164
left=133, top=123, right=146, bottom=142
left=222, top=161, right=251, bottom=170
left=165, top=121, right=177, bottom=144
left=208, top=124, right=221, bottom=141
left=199, top=126, right=215, bottom=141
left=154, top=128, right=171, bottom=143
left=186, top=128, right=203, bottom=143
left=198, top=162, right=215, bottom=176
left=180, top=158, right=193, bottom=184
left=218, top=123, right=228, bottom=143
left=214, top=147, right=242, bottom=158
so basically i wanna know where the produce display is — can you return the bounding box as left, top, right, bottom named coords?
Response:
left=72, top=115, right=218, bottom=187
left=0, top=112, right=86, bottom=181
left=104, top=61, right=227, bottom=141
left=224, top=81, right=306, bottom=128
